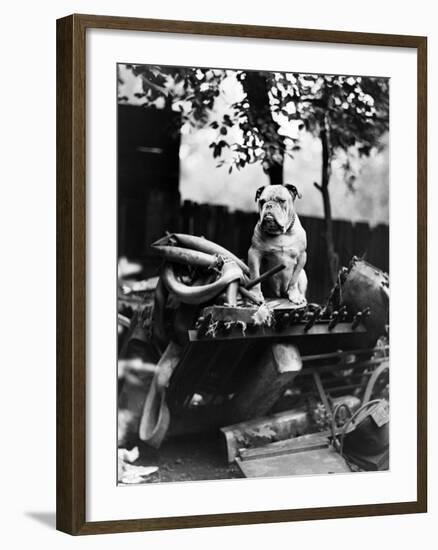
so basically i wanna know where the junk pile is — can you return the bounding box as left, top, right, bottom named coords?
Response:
left=118, top=234, right=390, bottom=478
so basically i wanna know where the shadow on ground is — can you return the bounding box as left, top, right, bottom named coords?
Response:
left=26, top=511, right=56, bottom=529
left=135, top=433, right=242, bottom=483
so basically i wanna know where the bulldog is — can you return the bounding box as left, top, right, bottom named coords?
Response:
left=248, top=184, right=308, bottom=305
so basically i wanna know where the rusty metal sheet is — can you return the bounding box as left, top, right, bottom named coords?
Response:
left=221, top=395, right=360, bottom=463
left=239, top=432, right=331, bottom=461
left=236, top=447, right=351, bottom=478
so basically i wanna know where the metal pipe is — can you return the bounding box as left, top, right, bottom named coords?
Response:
left=239, top=286, right=263, bottom=305
left=151, top=245, right=218, bottom=269
left=245, top=263, right=285, bottom=290
left=152, top=233, right=250, bottom=275
left=161, top=262, right=242, bottom=305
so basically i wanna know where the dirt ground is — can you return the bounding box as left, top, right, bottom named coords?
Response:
left=135, top=433, right=243, bottom=483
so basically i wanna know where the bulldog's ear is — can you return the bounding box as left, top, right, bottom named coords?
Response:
left=285, top=184, right=302, bottom=200
left=255, top=186, right=266, bottom=202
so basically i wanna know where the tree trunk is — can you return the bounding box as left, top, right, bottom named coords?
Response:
left=267, top=162, right=283, bottom=186
left=315, top=119, right=339, bottom=285
left=242, top=72, right=284, bottom=186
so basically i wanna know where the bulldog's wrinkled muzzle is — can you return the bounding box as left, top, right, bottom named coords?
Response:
left=260, top=202, right=289, bottom=234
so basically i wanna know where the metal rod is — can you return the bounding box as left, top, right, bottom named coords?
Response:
left=312, top=371, right=332, bottom=414
left=302, top=346, right=388, bottom=362
left=225, top=279, right=239, bottom=306
left=239, top=286, right=263, bottom=305
left=302, top=358, right=387, bottom=375
left=245, top=263, right=285, bottom=289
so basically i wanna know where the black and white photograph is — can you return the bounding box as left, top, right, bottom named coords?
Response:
left=116, top=63, right=390, bottom=485
left=0, top=0, right=432, bottom=544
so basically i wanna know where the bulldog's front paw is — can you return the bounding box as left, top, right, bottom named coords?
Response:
left=287, top=287, right=306, bottom=305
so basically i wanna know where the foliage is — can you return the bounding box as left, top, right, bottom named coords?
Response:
left=121, top=66, right=388, bottom=181
left=121, top=65, right=389, bottom=285
left=121, top=65, right=224, bottom=126
left=120, top=66, right=297, bottom=174
left=274, top=73, right=389, bottom=188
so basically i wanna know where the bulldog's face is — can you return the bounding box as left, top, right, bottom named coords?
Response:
left=256, top=184, right=299, bottom=235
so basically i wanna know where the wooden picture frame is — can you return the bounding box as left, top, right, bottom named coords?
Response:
left=57, top=13, right=427, bottom=535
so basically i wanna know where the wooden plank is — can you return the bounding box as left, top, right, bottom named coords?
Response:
left=189, top=321, right=366, bottom=342
left=240, top=432, right=331, bottom=461
left=353, top=221, right=371, bottom=260
left=236, top=448, right=350, bottom=478
left=56, top=14, right=87, bottom=535
left=221, top=395, right=360, bottom=462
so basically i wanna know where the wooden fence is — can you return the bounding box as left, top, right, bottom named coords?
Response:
left=179, top=201, right=389, bottom=303
left=131, top=199, right=389, bottom=304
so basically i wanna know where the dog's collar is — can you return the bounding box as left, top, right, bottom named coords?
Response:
left=284, top=211, right=296, bottom=233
